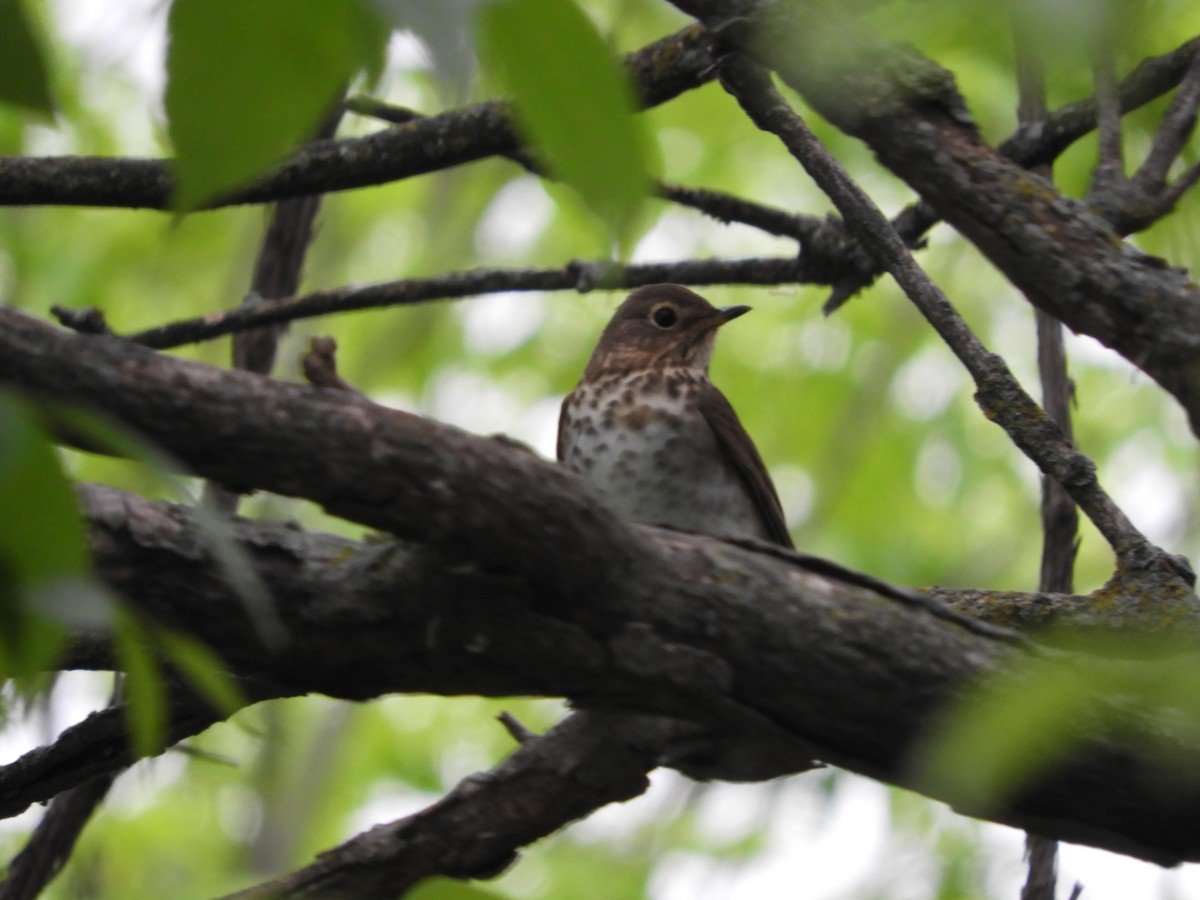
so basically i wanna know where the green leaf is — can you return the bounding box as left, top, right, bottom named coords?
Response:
left=45, top=402, right=286, bottom=648
left=114, top=611, right=168, bottom=758
left=408, top=877, right=509, bottom=900
left=916, top=633, right=1200, bottom=812
left=477, top=0, right=651, bottom=250
left=0, top=0, right=55, bottom=116
left=916, top=653, right=1097, bottom=812
left=165, top=0, right=389, bottom=209
left=0, top=392, right=109, bottom=677
left=158, top=629, right=245, bottom=716
left=0, top=392, right=87, bottom=586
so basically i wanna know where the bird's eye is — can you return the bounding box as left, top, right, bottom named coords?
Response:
left=651, top=305, right=678, bottom=329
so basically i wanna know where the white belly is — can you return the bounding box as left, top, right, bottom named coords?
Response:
left=560, top=372, right=769, bottom=540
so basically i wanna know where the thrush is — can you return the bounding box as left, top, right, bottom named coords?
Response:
left=558, top=284, right=792, bottom=547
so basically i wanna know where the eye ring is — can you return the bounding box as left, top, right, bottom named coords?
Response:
left=651, top=304, right=678, bottom=329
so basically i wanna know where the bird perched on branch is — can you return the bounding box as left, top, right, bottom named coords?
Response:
left=558, top=283, right=791, bottom=547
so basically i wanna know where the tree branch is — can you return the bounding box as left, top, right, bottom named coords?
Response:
left=64, top=482, right=1200, bottom=868
left=222, top=711, right=661, bottom=899
left=678, top=2, right=1200, bottom=434
left=0, top=677, right=275, bottom=821
left=1000, top=35, right=1200, bottom=168
left=1015, top=24, right=1076, bottom=896
left=0, top=322, right=1198, bottom=865
left=713, top=54, right=1192, bottom=600
left=0, top=27, right=716, bottom=210
left=0, top=770, right=119, bottom=900
left=119, top=257, right=805, bottom=350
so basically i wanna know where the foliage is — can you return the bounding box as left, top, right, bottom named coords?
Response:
left=0, top=0, right=54, bottom=116
left=0, top=0, right=1198, bottom=898
left=478, top=0, right=654, bottom=249
left=165, top=0, right=388, bottom=209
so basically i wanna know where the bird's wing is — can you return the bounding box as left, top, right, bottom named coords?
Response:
left=556, top=391, right=573, bottom=462
left=697, top=383, right=793, bottom=548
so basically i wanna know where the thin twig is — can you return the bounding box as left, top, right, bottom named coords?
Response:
left=715, top=54, right=1178, bottom=581
left=202, top=108, right=343, bottom=513
left=0, top=771, right=119, bottom=899
left=345, top=92, right=882, bottom=292
left=1090, top=51, right=1126, bottom=197
left=1013, top=21, right=1074, bottom=900
left=120, top=257, right=805, bottom=350
left=1084, top=35, right=1200, bottom=234
left=0, top=681, right=124, bottom=900
left=497, top=711, right=536, bottom=744
left=1001, top=35, right=1200, bottom=168
left=233, top=106, right=343, bottom=375
left=301, top=336, right=362, bottom=394
left=1134, top=50, right=1200, bottom=193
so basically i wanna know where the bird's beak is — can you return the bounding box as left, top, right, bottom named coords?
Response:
left=718, top=305, right=751, bottom=325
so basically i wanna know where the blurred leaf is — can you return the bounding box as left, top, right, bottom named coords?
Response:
left=917, top=634, right=1200, bottom=811
left=0, top=0, right=55, bottom=116
left=165, top=0, right=389, bottom=209
left=157, top=629, right=245, bottom=716
left=114, top=610, right=168, bottom=758
left=0, top=392, right=108, bottom=677
left=409, top=876, right=509, bottom=899
left=477, top=0, right=651, bottom=250
left=917, top=655, right=1098, bottom=810
left=0, top=392, right=88, bottom=583
left=1005, top=0, right=1131, bottom=64
left=371, top=0, right=484, bottom=95
left=49, top=402, right=286, bottom=648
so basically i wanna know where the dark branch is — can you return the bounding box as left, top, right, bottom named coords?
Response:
left=0, top=771, right=119, bottom=900
left=121, top=257, right=805, bottom=351
left=679, top=1, right=1200, bottom=435
left=0, top=27, right=716, bottom=210
left=1015, top=24, right=1075, bottom=897
left=1090, top=49, right=1200, bottom=234
left=1001, top=36, right=1200, bottom=168
left=0, top=325, right=1198, bottom=865
left=222, top=711, right=660, bottom=899
left=0, top=681, right=274, bottom=821
left=714, top=55, right=1190, bottom=597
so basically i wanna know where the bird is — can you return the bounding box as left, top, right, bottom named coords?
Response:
left=558, top=284, right=792, bottom=547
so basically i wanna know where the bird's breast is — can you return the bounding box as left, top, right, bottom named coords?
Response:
left=559, top=370, right=768, bottom=539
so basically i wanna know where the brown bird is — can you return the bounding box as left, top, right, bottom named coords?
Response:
left=558, top=284, right=792, bottom=547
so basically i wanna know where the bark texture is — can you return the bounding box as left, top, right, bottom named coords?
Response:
left=1, top=311, right=1199, bottom=870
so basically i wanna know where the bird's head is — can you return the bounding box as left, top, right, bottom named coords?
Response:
left=583, top=284, right=750, bottom=376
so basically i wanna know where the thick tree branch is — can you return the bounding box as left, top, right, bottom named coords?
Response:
left=34, top=482, right=1200, bottom=869
left=0, top=319, right=1199, bottom=866
left=64, top=484, right=1200, bottom=869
